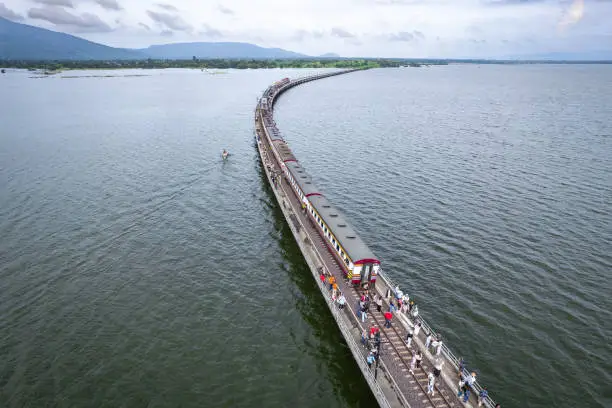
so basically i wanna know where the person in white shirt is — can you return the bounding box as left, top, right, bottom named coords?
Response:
left=435, top=339, right=443, bottom=356
left=405, top=327, right=414, bottom=348
left=425, top=333, right=433, bottom=351
left=427, top=372, right=435, bottom=396
left=458, top=371, right=477, bottom=402
left=409, top=352, right=417, bottom=374
left=413, top=321, right=422, bottom=337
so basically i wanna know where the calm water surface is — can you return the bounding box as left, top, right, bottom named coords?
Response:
left=1, top=66, right=611, bottom=408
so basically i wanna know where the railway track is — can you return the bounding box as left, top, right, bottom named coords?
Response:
left=258, top=114, right=458, bottom=408
left=366, top=308, right=458, bottom=408
left=301, top=213, right=458, bottom=408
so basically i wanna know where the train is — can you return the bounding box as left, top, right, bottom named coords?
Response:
left=258, top=80, right=380, bottom=286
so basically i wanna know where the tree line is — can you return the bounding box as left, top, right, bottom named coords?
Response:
left=0, top=58, right=449, bottom=71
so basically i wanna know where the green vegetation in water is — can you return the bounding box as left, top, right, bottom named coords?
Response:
left=0, top=58, right=449, bottom=71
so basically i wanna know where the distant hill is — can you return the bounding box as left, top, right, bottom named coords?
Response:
left=0, top=18, right=311, bottom=60
left=139, top=42, right=309, bottom=59
left=319, top=53, right=341, bottom=58
left=0, top=17, right=144, bottom=60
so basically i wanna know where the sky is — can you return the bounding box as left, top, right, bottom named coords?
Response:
left=1, top=0, right=611, bottom=58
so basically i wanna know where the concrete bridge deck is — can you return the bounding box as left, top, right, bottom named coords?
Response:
left=254, top=69, right=498, bottom=408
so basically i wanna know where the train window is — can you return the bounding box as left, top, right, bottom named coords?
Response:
left=336, top=244, right=340, bottom=251
left=344, top=258, right=349, bottom=265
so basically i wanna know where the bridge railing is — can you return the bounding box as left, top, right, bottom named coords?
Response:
left=375, top=269, right=498, bottom=408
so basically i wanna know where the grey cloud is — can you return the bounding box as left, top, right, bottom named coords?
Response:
left=218, top=5, right=234, bottom=14
left=33, top=0, right=74, bottom=8
left=389, top=30, right=425, bottom=42
left=331, top=27, right=355, bottom=38
left=389, top=31, right=414, bottom=41
left=199, top=23, right=222, bottom=37
left=95, top=0, right=122, bottom=11
left=27, top=6, right=113, bottom=32
left=291, top=29, right=325, bottom=41
left=156, top=3, right=178, bottom=11
left=160, top=29, right=173, bottom=37
left=138, top=22, right=150, bottom=30
left=147, top=10, right=192, bottom=31
left=0, top=3, right=25, bottom=21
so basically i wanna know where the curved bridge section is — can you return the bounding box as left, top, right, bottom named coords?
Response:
left=254, top=70, right=498, bottom=408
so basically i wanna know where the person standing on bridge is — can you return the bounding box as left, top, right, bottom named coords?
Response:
left=405, top=327, right=414, bottom=348
left=361, top=301, right=369, bottom=323
left=435, top=336, right=443, bottom=356
left=413, top=320, right=422, bottom=336
left=416, top=351, right=423, bottom=369
left=458, top=371, right=477, bottom=403
left=336, top=293, right=346, bottom=309
left=409, top=351, right=417, bottom=374
left=425, top=332, right=433, bottom=352
left=411, top=304, right=419, bottom=321
left=384, top=311, right=393, bottom=328
left=433, top=357, right=445, bottom=379
left=427, top=372, right=436, bottom=396
left=328, top=275, right=335, bottom=291
left=367, top=352, right=376, bottom=368
left=376, top=294, right=383, bottom=313
left=478, top=386, right=489, bottom=407
left=319, top=271, right=326, bottom=285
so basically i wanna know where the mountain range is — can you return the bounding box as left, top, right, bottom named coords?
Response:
left=0, top=17, right=309, bottom=60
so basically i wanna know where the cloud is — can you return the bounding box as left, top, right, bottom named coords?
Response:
left=0, top=2, right=24, bottom=21
left=33, top=0, right=74, bottom=8
left=160, top=29, right=173, bottom=37
left=27, top=6, right=112, bottom=32
left=218, top=5, right=234, bottom=15
left=156, top=3, right=178, bottom=11
left=199, top=23, right=222, bottom=37
left=146, top=10, right=192, bottom=32
left=95, top=0, right=122, bottom=11
left=389, top=31, right=415, bottom=41
left=331, top=27, right=355, bottom=38
left=291, top=29, right=325, bottom=42
left=138, top=22, right=150, bottom=31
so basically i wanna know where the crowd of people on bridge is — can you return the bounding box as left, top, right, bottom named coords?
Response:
left=315, top=266, right=501, bottom=408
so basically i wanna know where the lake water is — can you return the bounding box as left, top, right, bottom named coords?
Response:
left=0, top=66, right=610, bottom=408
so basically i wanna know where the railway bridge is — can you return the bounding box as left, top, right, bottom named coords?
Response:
left=253, top=69, right=498, bottom=408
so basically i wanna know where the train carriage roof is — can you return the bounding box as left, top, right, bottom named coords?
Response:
left=285, top=161, right=320, bottom=197
left=273, top=140, right=296, bottom=163
left=308, top=194, right=378, bottom=264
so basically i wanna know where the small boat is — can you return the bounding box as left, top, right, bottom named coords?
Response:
left=221, top=149, right=230, bottom=160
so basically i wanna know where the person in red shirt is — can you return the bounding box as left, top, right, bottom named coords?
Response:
left=384, top=311, right=393, bottom=328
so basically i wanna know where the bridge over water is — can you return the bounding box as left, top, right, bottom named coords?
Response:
left=254, top=69, right=498, bottom=408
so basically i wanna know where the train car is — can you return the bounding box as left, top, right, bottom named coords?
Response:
left=283, top=161, right=380, bottom=285
left=308, top=194, right=380, bottom=285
